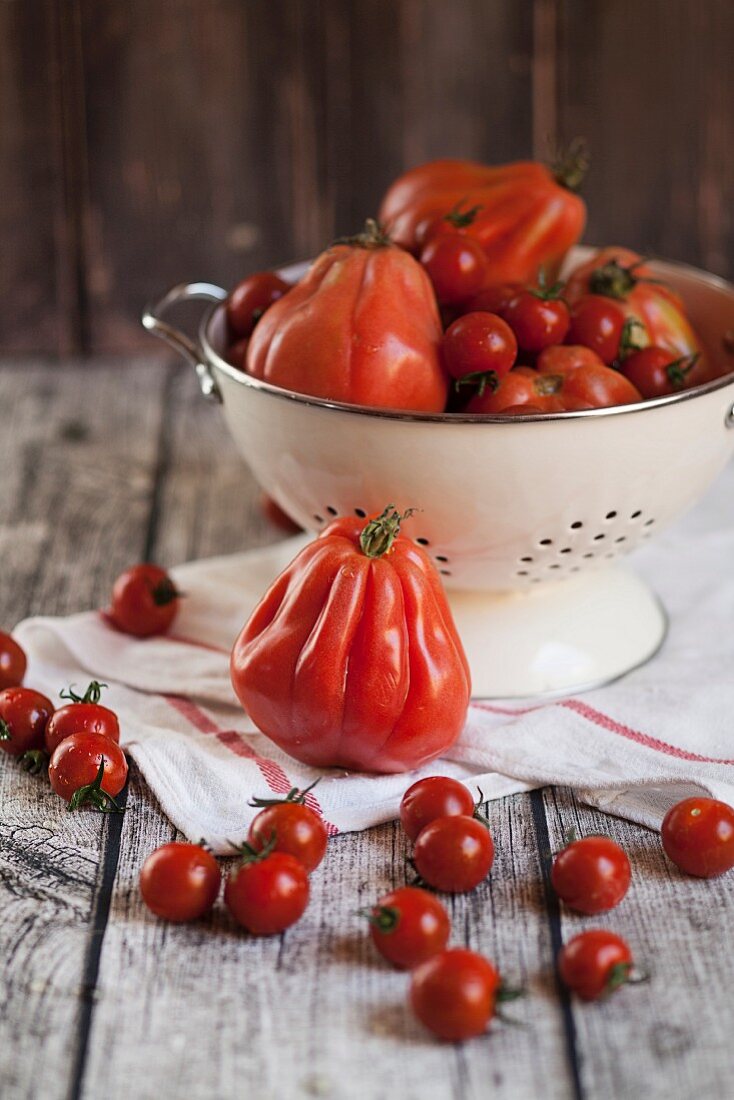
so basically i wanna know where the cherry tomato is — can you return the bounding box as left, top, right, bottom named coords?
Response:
left=410, top=948, right=500, bottom=1040
left=400, top=776, right=476, bottom=842
left=364, top=886, right=450, bottom=970
left=420, top=234, right=488, bottom=305
left=110, top=564, right=181, bottom=638
left=49, top=732, right=128, bottom=810
left=442, top=312, right=517, bottom=391
left=620, top=347, right=698, bottom=399
left=468, top=363, right=641, bottom=414
left=567, top=295, right=625, bottom=363
left=0, top=687, right=54, bottom=757
left=226, top=336, right=249, bottom=370
left=140, top=842, right=221, bottom=921
left=260, top=494, right=303, bottom=534
left=224, top=851, right=309, bottom=935
left=463, top=283, right=524, bottom=316
left=226, top=272, right=290, bottom=339
left=413, top=201, right=483, bottom=250
left=558, top=930, right=633, bottom=1001
left=537, top=344, right=604, bottom=373
left=45, top=681, right=120, bottom=754
left=0, top=631, right=26, bottom=690
left=661, top=797, right=734, bottom=878
left=502, top=290, right=570, bottom=352
left=414, top=815, right=494, bottom=893
left=248, top=797, right=328, bottom=873
left=551, top=835, right=631, bottom=913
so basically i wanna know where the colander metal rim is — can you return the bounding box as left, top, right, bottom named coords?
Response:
left=200, top=254, right=734, bottom=425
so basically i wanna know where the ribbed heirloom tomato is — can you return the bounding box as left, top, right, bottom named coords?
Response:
left=246, top=221, right=448, bottom=413
left=230, top=507, right=471, bottom=774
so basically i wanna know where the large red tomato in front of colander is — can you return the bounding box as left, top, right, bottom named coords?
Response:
left=230, top=508, right=471, bottom=774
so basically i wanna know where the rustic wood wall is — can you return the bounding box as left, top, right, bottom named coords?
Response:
left=2, top=0, right=733, bottom=356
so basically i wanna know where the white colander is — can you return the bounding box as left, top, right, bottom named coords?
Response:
left=144, top=248, right=734, bottom=697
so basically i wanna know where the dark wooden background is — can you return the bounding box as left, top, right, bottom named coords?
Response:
left=2, top=0, right=733, bottom=357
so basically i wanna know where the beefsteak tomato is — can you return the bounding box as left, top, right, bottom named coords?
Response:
left=230, top=507, right=470, bottom=774
left=246, top=221, right=447, bottom=412
left=378, top=149, right=587, bottom=285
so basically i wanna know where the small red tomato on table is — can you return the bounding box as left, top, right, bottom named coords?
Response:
left=140, top=842, right=221, bottom=922
left=363, top=886, right=450, bottom=970
left=413, top=814, right=494, bottom=893
left=110, top=564, right=181, bottom=638
left=551, top=834, right=631, bottom=913
left=661, top=796, right=734, bottom=878
left=558, top=930, right=634, bottom=1001
left=0, top=687, right=54, bottom=759
left=45, top=680, right=120, bottom=754
left=400, top=775, right=476, bottom=842
left=410, top=948, right=502, bottom=1041
left=442, top=312, right=517, bottom=394
left=226, top=272, right=290, bottom=340
left=0, top=631, right=26, bottom=690
left=224, top=845, right=309, bottom=935
left=247, top=783, right=328, bottom=873
left=49, top=731, right=127, bottom=811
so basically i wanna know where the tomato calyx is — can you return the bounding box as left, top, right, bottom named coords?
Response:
left=248, top=777, right=321, bottom=808
left=589, top=258, right=663, bottom=301
left=68, top=759, right=125, bottom=814
left=335, top=218, right=392, bottom=250
left=359, top=904, right=401, bottom=934
left=0, top=718, right=11, bottom=741
left=551, top=137, right=590, bottom=193
left=454, top=369, right=499, bottom=396
left=618, top=316, right=645, bottom=359
left=151, top=577, right=182, bottom=607
left=472, top=788, right=491, bottom=829
left=359, top=505, right=416, bottom=559
left=229, top=830, right=278, bottom=866
left=529, top=270, right=566, bottom=302
left=665, top=352, right=699, bottom=389
left=20, top=749, right=49, bottom=775
left=442, top=199, right=483, bottom=230
left=60, top=680, right=108, bottom=705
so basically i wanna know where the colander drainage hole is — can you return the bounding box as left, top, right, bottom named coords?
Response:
left=354, top=508, right=366, bottom=518
left=644, top=518, right=655, bottom=527
left=417, top=537, right=430, bottom=546
left=436, top=555, right=448, bottom=563
left=517, top=570, right=529, bottom=577
left=593, top=533, right=606, bottom=541
left=630, top=510, right=642, bottom=519
left=560, top=547, right=572, bottom=555
left=570, top=521, right=583, bottom=529
left=326, top=506, right=338, bottom=516
left=548, top=564, right=561, bottom=570
left=615, top=536, right=626, bottom=543
left=539, top=538, right=553, bottom=546
left=605, top=510, right=618, bottom=520
left=313, top=514, right=324, bottom=524
left=583, top=553, right=594, bottom=559
left=520, top=556, right=533, bottom=563
left=440, top=569, right=451, bottom=577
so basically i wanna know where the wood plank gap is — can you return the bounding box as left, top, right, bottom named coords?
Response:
left=142, top=363, right=179, bottom=563
left=66, top=784, right=129, bottom=1100
left=531, top=0, right=559, bottom=160
left=529, top=788, right=584, bottom=1100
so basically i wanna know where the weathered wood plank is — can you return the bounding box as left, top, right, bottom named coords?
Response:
left=543, top=786, right=734, bottom=1099
left=0, top=360, right=167, bottom=1100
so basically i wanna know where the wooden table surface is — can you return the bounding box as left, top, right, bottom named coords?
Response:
left=1, top=358, right=732, bottom=1100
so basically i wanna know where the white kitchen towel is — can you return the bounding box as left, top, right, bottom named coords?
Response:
left=14, top=461, right=734, bottom=851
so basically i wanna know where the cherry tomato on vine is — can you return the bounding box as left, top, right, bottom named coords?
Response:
left=566, top=295, right=626, bottom=364
left=558, top=930, right=634, bottom=1001
left=442, top=312, right=517, bottom=392
left=224, top=849, right=309, bottom=935
left=140, top=842, right=221, bottom=921
left=414, top=815, right=494, bottom=893
left=0, top=631, right=26, bottom=690
left=414, top=201, right=484, bottom=251
left=464, top=283, right=524, bottom=317
left=0, top=687, right=54, bottom=758
left=620, top=347, right=699, bottom=399
left=410, top=948, right=500, bottom=1040
left=226, top=272, right=290, bottom=339
left=110, top=564, right=181, bottom=638
left=551, top=835, right=631, bottom=914
left=502, top=288, right=570, bottom=352
left=363, top=886, right=450, bottom=970
left=420, top=234, right=488, bottom=305
left=661, top=797, right=734, bottom=878
left=247, top=784, right=328, bottom=873
left=45, top=681, right=120, bottom=754
left=400, top=775, right=476, bottom=842
left=49, top=731, right=127, bottom=811
left=537, top=344, right=604, bottom=373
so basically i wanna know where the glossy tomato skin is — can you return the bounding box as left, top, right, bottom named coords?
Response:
left=248, top=802, right=328, bottom=873
left=140, top=842, right=221, bottom=921
left=45, top=702, right=120, bottom=754
left=366, top=886, right=450, bottom=969
left=558, top=930, right=633, bottom=1001
left=226, top=336, right=249, bottom=370
left=226, top=272, right=290, bottom=339
left=419, top=234, right=488, bottom=305
left=400, top=776, right=475, bottom=842
left=410, top=948, right=500, bottom=1040
left=551, top=836, right=631, bottom=914
left=463, top=283, right=524, bottom=316
left=502, top=292, right=570, bottom=352
left=379, top=158, right=586, bottom=285
left=110, top=564, right=180, bottom=638
left=0, top=631, right=26, bottom=690
left=0, top=687, right=54, bottom=757
left=230, top=510, right=471, bottom=774
left=567, top=295, right=625, bottom=364
left=224, top=853, right=309, bottom=934
left=620, top=347, right=696, bottom=399
left=414, top=815, right=494, bottom=893
left=247, top=234, right=447, bottom=413
left=49, top=732, right=128, bottom=801
left=442, top=312, right=517, bottom=385
left=661, top=797, right=734, bottom=878
left=467, top=363, right=641, bottom=414
left=537, top=344, right=604, bottom=372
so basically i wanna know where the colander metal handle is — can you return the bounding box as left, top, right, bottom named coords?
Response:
left=142, top=282, right=228, bottom=403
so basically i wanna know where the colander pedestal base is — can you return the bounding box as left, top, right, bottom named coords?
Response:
left=447, top=565, right=667, bottom=699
